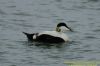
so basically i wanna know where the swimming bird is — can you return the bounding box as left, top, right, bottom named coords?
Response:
left=23, top=23, right=72, bottom=43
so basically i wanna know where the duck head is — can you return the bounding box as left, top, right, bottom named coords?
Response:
left=56, top=23, right=72, bottom=32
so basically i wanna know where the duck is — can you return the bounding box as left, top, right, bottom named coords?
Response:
left=23, top=22, right=72, bottom=43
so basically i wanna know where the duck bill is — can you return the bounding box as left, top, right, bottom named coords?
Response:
left=69, top=28, right=73, bottom=32
left=66, top=26, right=73, bottom=32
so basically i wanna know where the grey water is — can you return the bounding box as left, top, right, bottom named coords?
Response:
left=0, top=0, right=100, bottom=66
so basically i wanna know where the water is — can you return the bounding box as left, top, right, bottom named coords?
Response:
left=0, top=0, right=100, bottom=66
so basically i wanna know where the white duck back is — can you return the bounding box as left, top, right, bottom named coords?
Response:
left=38, top=31, right=69, bottom=41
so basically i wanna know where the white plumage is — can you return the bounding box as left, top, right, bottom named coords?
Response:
left=38, top=31, right=69, bottom=41
left=23, top=23, right=72, bottom=43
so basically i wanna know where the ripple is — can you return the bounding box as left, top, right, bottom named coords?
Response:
left=84, top=35, right=98, bottom=39
left=7, top=5, right=16, bottom=8
left=12, top=12, right=33, bottom=16
left=67, top=20, right=77, bottom=23
left=93, top=29, right=100, bottom=33
left=0, top=19, right=6, bottom=22
left=55, top=0, right=62, bottom=2
left=79, top=49, right=93, bottom=53
left=0, top=51, right=8, bottom=55
left=10, top=19, right=26, bottom=22
left=0, top=9, right=7, bottom=15
left=88, top=0, right=99, bottom=2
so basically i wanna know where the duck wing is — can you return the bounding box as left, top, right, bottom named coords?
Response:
left=36, top=34, right=65, bottom=43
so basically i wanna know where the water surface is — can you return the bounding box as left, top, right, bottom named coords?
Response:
left=0, top=0, right=100, bottom=66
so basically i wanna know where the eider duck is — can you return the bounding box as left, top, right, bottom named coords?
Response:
left=23, top=23, right=72, bottom=43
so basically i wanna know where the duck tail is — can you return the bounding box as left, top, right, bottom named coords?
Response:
left=23, top=32, right=34, bottom=41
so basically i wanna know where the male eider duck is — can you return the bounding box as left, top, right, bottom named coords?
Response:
left=23, top=23, right=72, bottom=43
